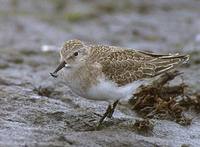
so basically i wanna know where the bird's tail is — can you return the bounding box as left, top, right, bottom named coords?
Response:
left=139, top=50, right=190, bottom=76
left=152, top=53, right=189, bottom=76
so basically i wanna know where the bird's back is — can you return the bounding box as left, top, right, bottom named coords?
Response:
left=88, top=45, right=189, bottom=86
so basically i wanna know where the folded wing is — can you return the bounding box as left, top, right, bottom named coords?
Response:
left=100, top=49, right=189, bottom=86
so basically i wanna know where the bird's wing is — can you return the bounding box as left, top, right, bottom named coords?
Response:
left=98, top=49, right=189, bottom=86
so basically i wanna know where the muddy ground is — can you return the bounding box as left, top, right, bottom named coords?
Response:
left=0, top=0, right=200, bottom=146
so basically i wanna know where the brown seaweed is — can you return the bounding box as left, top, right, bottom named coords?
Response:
left=129, top=70, right=192, bottom=125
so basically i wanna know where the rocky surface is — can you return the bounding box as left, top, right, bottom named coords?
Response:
left=0, top=0, right=200, bottom=146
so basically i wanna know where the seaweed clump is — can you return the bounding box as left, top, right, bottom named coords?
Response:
left=132, top=119, right=154, bottom=135
left=129, top=70, right=192, bottom=125
left=33, top=86, right=62, bottom=98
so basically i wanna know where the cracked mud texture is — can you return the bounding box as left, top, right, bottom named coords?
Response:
left=0, top=0, right=200, bottom=147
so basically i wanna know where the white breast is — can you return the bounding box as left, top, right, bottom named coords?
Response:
left=60, top=68, right=86, bottom=97
left=86, top=78, right=145, bottom=102
left=61, top=67, right=145, bottom=102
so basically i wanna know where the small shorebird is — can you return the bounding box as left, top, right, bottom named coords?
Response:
left=50, top=39, right=189, bottom=125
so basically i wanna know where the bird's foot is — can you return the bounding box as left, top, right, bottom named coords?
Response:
left=98, top=104, right=112, bottom=127
left=107, top=100, right=119, bottom=118
left=97, top=100, right=119, bottom=128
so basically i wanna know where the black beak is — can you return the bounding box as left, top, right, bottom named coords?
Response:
left=50, top=61, right=66, bottom=78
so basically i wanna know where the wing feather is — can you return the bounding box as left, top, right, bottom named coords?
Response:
left=98, top=49, right=189, bottom=86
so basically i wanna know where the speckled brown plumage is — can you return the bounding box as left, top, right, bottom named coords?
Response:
left=59, top=39, right=189, bottom=87
left=87, top=44, right=189, bottom=86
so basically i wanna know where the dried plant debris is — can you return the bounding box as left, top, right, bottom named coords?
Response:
left=179, top=92, right=200, bottom=112
left=132, top=119, right=154, bottom=135
left=129, top=70, right=192, bottom=125
left=33, top=86, right=62, bottom=97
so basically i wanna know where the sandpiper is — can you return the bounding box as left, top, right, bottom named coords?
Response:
left=50, top=39, right=189, bottom=125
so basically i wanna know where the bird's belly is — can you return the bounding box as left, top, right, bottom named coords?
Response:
left=86, top=78, right=144, bottom=102
left=61, top=69, right=144, bottom=101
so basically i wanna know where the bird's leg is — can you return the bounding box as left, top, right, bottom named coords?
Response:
left=98, top=100, right=119, bottom=127
left=107, top=100, right=119, bottom=118
left=98, top=104, right=112, bottom=126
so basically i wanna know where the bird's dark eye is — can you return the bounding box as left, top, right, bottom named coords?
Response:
left=73, top=52, right=78, bottom=56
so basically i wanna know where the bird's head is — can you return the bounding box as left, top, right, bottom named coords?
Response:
left=50, top=39, right=88, bottom=78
